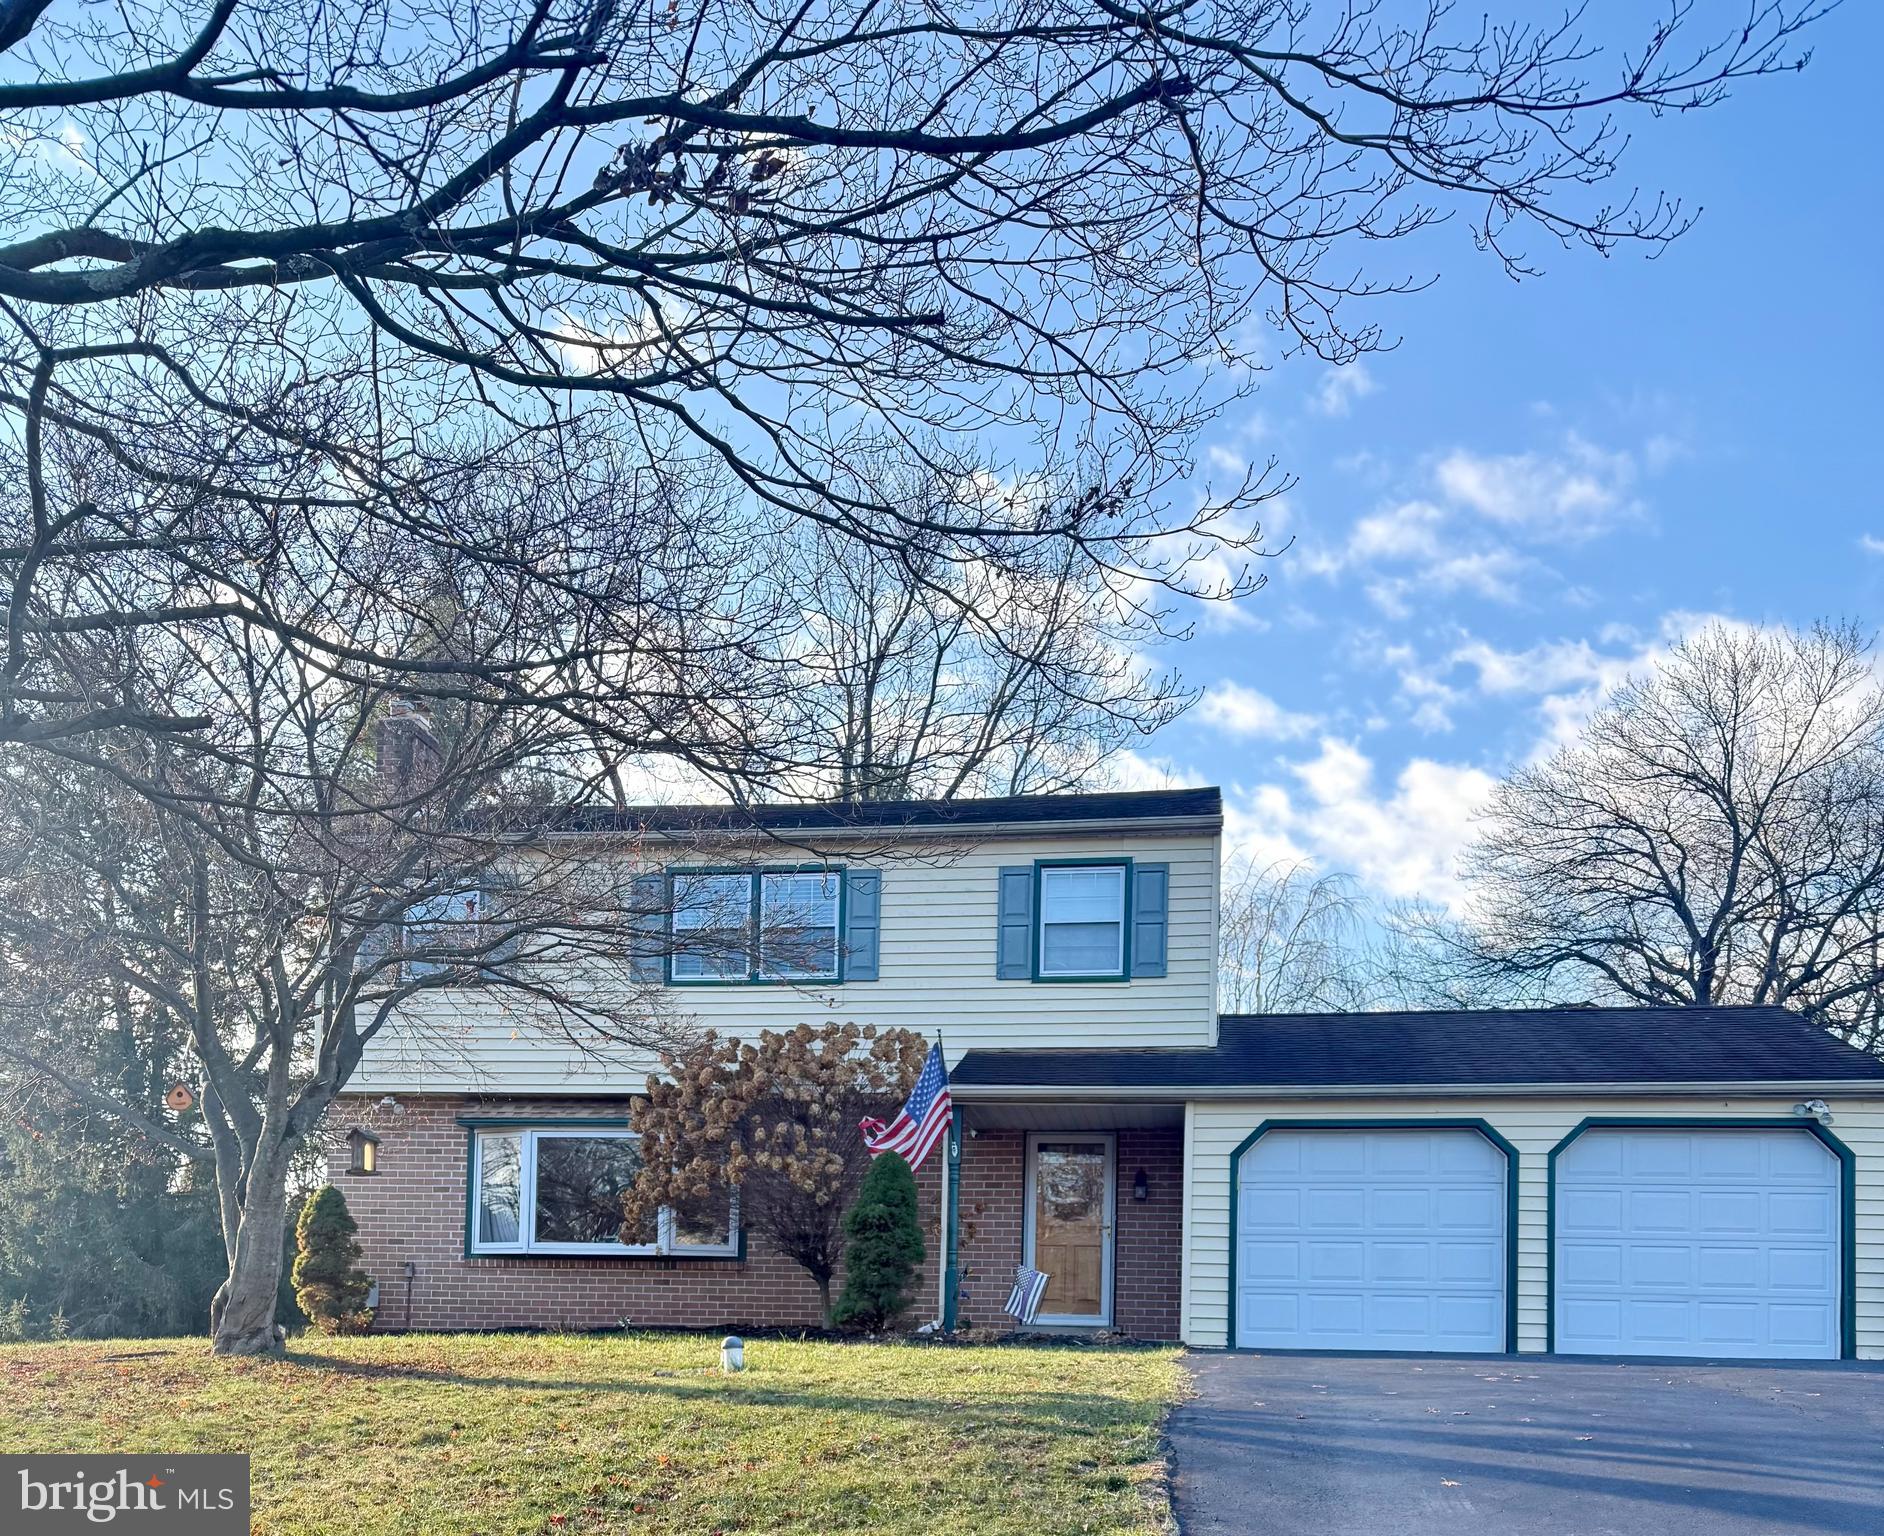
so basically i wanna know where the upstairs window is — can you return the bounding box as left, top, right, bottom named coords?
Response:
left=403, top=889, right=483, bottom=978
left=670, top=872, right=753, bottom=980
left=667, top=868, right=845, bottom=984
left=759, top=871, right=841, bottom=980
left=1037, top=863, right=1128, bottom=979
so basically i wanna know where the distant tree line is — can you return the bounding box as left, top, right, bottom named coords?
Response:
left=1220, top=622, right=1884, bottom=1057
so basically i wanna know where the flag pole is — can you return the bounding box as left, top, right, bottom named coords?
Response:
left=939, top=1030, right=962, bottom=1333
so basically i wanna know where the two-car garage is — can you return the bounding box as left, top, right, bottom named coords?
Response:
left=952, top=1003, right=1884, bottom=1359
left=1234, top=1121, right=1848, bottom=1360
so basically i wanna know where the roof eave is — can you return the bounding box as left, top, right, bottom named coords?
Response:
left=545, top=812, right=1225, bottom=843
left=950, top=1078, right=1884, bottom=1101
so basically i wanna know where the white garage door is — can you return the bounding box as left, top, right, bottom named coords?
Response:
left=1554, top=1128, right=1841, bottom=1360
left=1236, top=1128, right=1508, bottom=1351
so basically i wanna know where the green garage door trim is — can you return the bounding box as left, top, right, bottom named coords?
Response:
left=1227, top=1119, right=1521, bottom=1353
left=1545, top=1117, right=1857, bottom=1360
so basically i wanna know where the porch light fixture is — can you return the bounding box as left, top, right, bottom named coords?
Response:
left=1132, top=1168, right=1149, bottom=1202
left=347, top=1127, right=381, bottom=1175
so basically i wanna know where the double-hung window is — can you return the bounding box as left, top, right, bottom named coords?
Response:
left=403, top=889, right=483, bottom=978
left=668, top=868, right=843, bottom=983
left=1037, top=863, right=1129, bottom=979
left=670, top=872, right=753, bottom=981
left=759, top=871, right=840, bottom=979
left=468, top=1126, right=738, bottom=1257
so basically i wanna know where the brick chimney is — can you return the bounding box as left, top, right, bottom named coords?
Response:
left=377, top=694, right=443, bottom=794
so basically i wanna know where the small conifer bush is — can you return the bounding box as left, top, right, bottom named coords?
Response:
left=831, top=1152, right=925, bottom=1331
left=292, top=1185, right=373, bottom=1334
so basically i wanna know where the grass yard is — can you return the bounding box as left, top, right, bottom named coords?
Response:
left=0, top=1333, right=1184, bottom=1535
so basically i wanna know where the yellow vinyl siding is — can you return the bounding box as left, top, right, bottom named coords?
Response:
left=1184, top=1094, right=1884, bottom=1360
left=349, top=831, right=1220, bottom=1094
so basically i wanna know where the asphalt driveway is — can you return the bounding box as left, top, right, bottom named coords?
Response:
left=1171, top=1352, right=1884, bottom=1535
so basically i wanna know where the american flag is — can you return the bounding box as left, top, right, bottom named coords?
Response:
left=1006, top=1266, right=1050, bottom=1325
left=859, top=1041, right=952, bottom=1171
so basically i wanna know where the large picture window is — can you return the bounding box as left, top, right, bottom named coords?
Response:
left=1037, top=863, right=1128, bottom=978
left=468, top=1127, right=738, bottom=1257
left=668, top=868, right=844, bottom=984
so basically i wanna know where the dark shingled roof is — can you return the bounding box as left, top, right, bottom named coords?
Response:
left=554, top=785, right=1221, bottom=835
left=951, top=1005, right=1884, bottom=1090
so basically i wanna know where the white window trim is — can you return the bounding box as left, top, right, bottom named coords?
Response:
left=1036, top=863, right=1128, bottom=979
left=670, top=872, right=755, bottom=982
left=757, top=870, right=842, bottom=981
left=469, top=1127, right=739, bottom=1258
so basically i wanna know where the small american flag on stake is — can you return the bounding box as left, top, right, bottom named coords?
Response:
left=1006, top=1266, right=1050, bottom=1325
left=859, top=1041, right=953, bottom=1171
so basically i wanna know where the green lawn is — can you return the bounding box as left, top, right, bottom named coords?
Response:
left=0, top=1333, right=1184, bottom=1535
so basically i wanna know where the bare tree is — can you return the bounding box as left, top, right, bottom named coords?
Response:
left=1452, top=622, right=1884, bottom=1051
left=0, top=450, right=797, bottom=1355
left=1217, top=856, right=1379, bottom=1013
left=0, top=0, right=1830, bottom=744
left=769, top=475, right=1193, bottom=801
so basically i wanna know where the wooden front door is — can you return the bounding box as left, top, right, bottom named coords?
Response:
left=1025, top=1134, right=1115, bottom=1325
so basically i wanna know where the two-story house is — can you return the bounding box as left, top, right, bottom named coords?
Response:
left=333, top=786, right=1884, bottom=1360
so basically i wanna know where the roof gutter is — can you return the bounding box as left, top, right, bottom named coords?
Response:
left=544, top=813, right=1224, bottom=844
left=950, top=1079, right=1884, bottom=1101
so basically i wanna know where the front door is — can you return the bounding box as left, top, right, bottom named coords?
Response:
left=1025, top=1133, right=1115, bottom=1326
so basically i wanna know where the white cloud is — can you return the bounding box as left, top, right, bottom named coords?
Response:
left=1309, top=362, right=1378, bottom=418
left=1198, top=681, right=1320, bottom=740
left=1300, top=432, right=1647, bottom=617
left=1394, top=666, right=1463, bottom=734
left=1448, top=636, right=1614, bottom=696
left=1347, top=500, right=1444, bottom=563
left=1861, top=534, right=1884, bottom=556
left=1432, top=435, right=1638, bottom=543
left=1431, top=610, right=1736, bottom=757
left=1212, top=611, right=1765, bottom=912
left=1223, top=786, right=1314, bottom=872
left=1106, top=749, right=1206, bottom=793
left=1225, top=738, right=1496, bottom=911
left=1359, top=545, right=1530, bottom=619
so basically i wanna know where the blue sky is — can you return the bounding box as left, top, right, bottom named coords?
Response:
left=1133, top=3, right=1884, bottom=908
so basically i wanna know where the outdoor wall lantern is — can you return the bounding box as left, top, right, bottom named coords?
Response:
left=347, top=1127, right=381, bottom=1176
left=1132, top=1168, right=1149, bottom=1202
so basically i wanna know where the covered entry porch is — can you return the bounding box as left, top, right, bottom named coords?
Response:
left=942, top=1099, right=1184, bottom=1340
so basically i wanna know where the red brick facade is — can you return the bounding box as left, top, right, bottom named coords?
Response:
left=951, top=1126, right=1182, bottom=1340
left=325, top=1096, right=1182, bottom=1340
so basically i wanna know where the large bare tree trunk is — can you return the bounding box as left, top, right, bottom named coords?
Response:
left=209, top=1148, right=292, bottom=1356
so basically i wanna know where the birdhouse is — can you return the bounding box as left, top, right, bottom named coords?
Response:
left=164, top=1084, right=194, bottom=1113
left=347, top=1127, right=380, bottom=1176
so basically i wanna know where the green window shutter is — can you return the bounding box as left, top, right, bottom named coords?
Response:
left=996, top=866, right=1034, bottom=979
left=630, top=872, right=666, bottom=983
left=844, top=869, right=881, bottom=980
left=1131, top=862, right=1169, bottom=978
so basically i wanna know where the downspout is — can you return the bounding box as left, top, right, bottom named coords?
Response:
left=942, top=1121, right=962, bottom=1331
